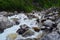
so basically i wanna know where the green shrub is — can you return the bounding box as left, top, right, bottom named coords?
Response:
left=0, top=0, right=60, bottom=12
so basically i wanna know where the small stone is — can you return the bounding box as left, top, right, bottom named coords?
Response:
left=32, top=27, right=40, bottom=32
left=41, top=18, right=46, bottom=23
left=57, top=23, right=60, bottom=32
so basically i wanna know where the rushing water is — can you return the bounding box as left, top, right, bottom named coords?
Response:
left=0, top=13, right=42, bottom=40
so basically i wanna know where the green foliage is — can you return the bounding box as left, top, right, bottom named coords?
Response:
left=0, top=0, right=60, bottom=12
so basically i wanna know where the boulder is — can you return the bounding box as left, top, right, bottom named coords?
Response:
left=56, top=18, right=60, bottom=24
left=22, top=29, right=34, bottom=37
left=36, top=31, right=45, bottom=40
left=43, top=19, right=55, bottom=27
left=10, top=18, right=19, bottom=25
left=5, top=12, right=14, bottom=16
left=48, top=16, right=56, bottom=21
left=0, top=15, right=13, bottom=33
left=16, top=24, right=34, bottom=37
left=0, top=11, right=7, bottom=16
left=6, top=33, right=17, bottom=40
left=16, top=24, right=29, bottom=35
left=0, top=11, right=16, bottom=16
left=41, top=31, right=60, bottom=40
left=57, top=23, right=60, bottom=32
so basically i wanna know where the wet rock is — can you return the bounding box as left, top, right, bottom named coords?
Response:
left=2, top=12, right=15, bottom=16
left=6, top=33, right=17, bottom=40
left=27, top=14, right=38, bottom=19
left=48, top=16, right=56, bottom=21
left=43, top=19, right=55, bottom=27
left=41, top=24, right=57, bottom=32
left=36, top=31, right=45, bottom=40
left=17, top=29, right=34, bottom=37
left=56, top=18, right=60, bottom=24
left=41, top=31, right=60, bottom=40
left=53, top=11, right=59, bottom=14
left=16, top=24, right=29, bottom=35
left=16, top=24, right=34, bottom=37
left=0, top=11, right=7, bottom=16
left=16, top=31, right=44, bottom=40
left=44, top=12, right=58, bottom=21
left=41, top=26, right=46, bottom=30
left=0, top=15, right=13, bottom=33
left=41, top=18, right=46, bottom=23
left=32, top=27, right=40, bottom=32
left=11, top=18, right=19, bottom=21
left=6, top=12, right=15, bottom=16
left=20, top=24, right=29, bottom=29
left=48, top=13, right=53, bottom=16
left=41, top=23, right=57, bottom=32
left=36, top=19, right=40, bottom=23
left=22, top=29, right=34, bottom=37
left=57, top=23, right=60, bottom=32
left=0, top=28, right=4, bottom=33
left=10, top=18, right=19, bottom=25
left=48, top=12, right=58, bottom=21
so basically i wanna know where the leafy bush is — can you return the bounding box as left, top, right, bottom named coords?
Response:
left=0, top=0, right=60, bottom=12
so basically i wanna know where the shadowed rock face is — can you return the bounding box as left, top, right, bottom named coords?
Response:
left=0, top=15, right=13, bottom=33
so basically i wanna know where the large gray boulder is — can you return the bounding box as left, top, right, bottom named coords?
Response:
left=43, top=20, right=55, bottom=27
left=0, top=11, right=7, bottom=16
left=41, top=31, right=60, bottom=40
left=0, top=15, right=13, bottom=33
